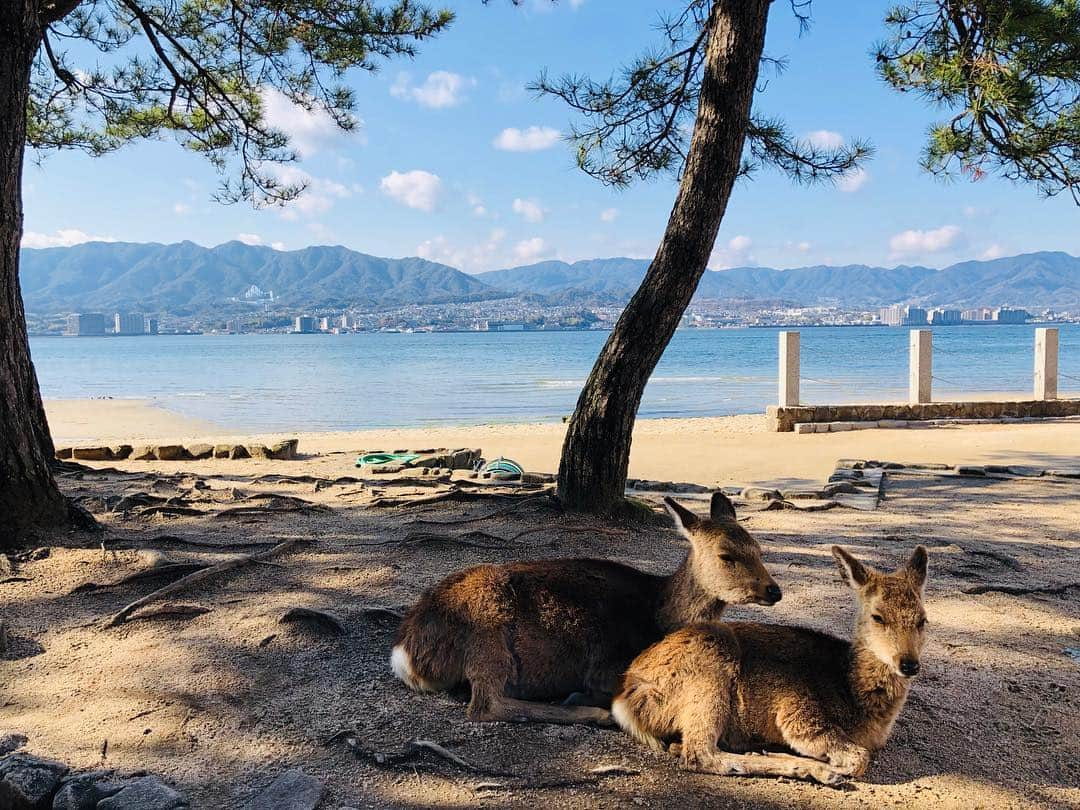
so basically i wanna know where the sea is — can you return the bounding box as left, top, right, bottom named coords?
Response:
left=29, top=324, right=1080, bottom=432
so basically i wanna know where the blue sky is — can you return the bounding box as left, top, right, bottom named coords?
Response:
left=21, top=0, right=1080, bottom=272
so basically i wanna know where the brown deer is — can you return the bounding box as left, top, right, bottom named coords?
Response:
left=391, top=493, right=782, bottom=725
left=611, top=545, right=929, bottom=784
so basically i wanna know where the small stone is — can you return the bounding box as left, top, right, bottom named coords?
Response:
left=51, top=771, right=126, bottom=810
left=793, top=423, right=815, bottom=434
left=186, top=444, right=214, bottom=460
left=213, top=444, right=232, bottom=459
left=96, top=775, right=188, bottom=810
left=0, top=734, right=27, bottom=756
left=0, top=752, right=69, bottom=810
left=72, top=447, right=112, bottom=461
left=828, top=422, right=853, bottom=432
left=110, top=445, right=133, bottom=460
left=741, top=486, right=783, bottom=502
left=153, top=445, right=189, bottom=461
left=246, top=444, right=273, bottom=459
left=241, top=769, right=323, bottom=810
left=877, top=420, right=908, bottom=429
left=54, top=448, right=73, bottom=460
left=955, top=465, right=986, bottom=476
left=129, top=446, right=156, bottom=461
left=522, top=472, right=556, bottom=485
left=835, top=459, right=866, bottom=469
left=228, top=445, right=251, bottom=460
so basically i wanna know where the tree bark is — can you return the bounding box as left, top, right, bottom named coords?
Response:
left=556, top=0, right=770, bottom=514
left=0, top=0, right=70, bottom=544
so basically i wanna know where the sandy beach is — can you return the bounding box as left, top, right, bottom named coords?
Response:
left=45, top=397, right=1080, bottom=488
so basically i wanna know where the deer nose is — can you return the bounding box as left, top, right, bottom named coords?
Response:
left=765, top=584, right=782, bottom=604
left=899, top=657, right=921, bottom=677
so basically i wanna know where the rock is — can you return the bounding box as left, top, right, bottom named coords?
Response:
left=246, top=444, right=273, bottom=459
left=793, top=423, right=815, bottom=434
left=51, top=771, right=126, bottom=810
left=109, top=445, right=133, bottom=460
left=0, top=734, right=27, bottom=756
left=213, top=444, right=232, bottom=459
left=268, top=439, right=299, bottom=460
left=242, top=769, right=323, bottom=810
left=741, top=486, right=782, bottom=502
left=186, top=444, right=214, bottom=460
left=370, top=464, right=405, bottom=474
left=71, top=447, right=112, bottom=461
left=1047, top=468, right=1080, bottom=479
left=521, top=472, right=556, bottom=485
left=228, top=445, right=251, bottom=460
left=823, top=481, right=861, bottom=496
left=877, top=419, right=908, bottom=429
left=827, top=422, right=853, bottom=432
left=907, top=463, right=951, bottom=471
left=54, top=448, right=73, bottom=460
left=955, top=465, right=986, bottom=477
left=1006, top=465, right=1044, bottom=477
left=129, top=446, right=156, bottom=461
left=0, top=752, right=69, bottom=810
left=279, top=607, right=346, bottom=635
left=449, top=448, right=481, bottom=470
left=835, top=459, right=866, bottom=469
left=95, top=775, right=188, bottom=810
left=780, top=488, right=826, bottom=500
left=153, top=445, right=189, bottom=461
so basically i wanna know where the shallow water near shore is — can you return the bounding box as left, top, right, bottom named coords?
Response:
left=30, top=324, right=1080, bottom=431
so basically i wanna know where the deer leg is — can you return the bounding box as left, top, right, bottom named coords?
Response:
left=689, top=751, right=847, bottom=785
left=783, top=733, right=871, bottom=778
left=478, top=695, right=613, bottom=726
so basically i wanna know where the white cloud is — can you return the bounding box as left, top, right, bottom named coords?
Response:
left=708, top=234, right=754, bottom=269
left=21, top=229, right=115, bottom=248
left=380, top=170, right=442, bottom=212
left=805, top=129, right=844, bottom=150
left=270, top=164, right=353, bottom=220
left=416, top=229, right=508, bottom=272
left=236, top=233, right=264, bottom=245
left=493, top=126, right=561, bottom=152
left=260, top=87, right=354, bottom=157
left=981, top=243, right=1006, bottom=260
left=599, top=207, right=618, bottom=223
left=837, top=167, right=869, bottom=193
left=796, top=240, right=811, bottom=252
left=391, top=71, right=474, bottom=108
left=173, top=202, right=191, bottom=215
left=512, top=197, right=546, bottom=223
left=889, top=225, right=963, bottom=259
left=513, top=236, right=550, bottom=263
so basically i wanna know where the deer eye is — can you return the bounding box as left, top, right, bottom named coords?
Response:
left=871, top=614, right=886, bottom=625
left=719, top=554, right=734, bottom=563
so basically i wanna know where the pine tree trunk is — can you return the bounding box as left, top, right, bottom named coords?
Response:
left=556, top=0, right=770, bottom=514
left=0, top=1, right=70, bottom=545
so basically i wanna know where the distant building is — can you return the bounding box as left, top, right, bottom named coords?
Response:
left=318, top=316, right=332, bottom=332
left=226, top=319, right=242, bottom=334
left=66, top=313, right=106, bottom=336
left=486, top=321, right=526, bottom=332
left=114, top=312, right=144, bottom=335
left=294, top=316, right=316, bottom=334
left=878, top=305, right=928, bottom=326
left=145, top=318, right=159, bottom=335
left=961, top=307, right=994, bottom=322
left=929, top=308, right=962, bottom=325
left=338, top=314, right=351, bottom=329
left=994, top=307, right=1030, bottom=324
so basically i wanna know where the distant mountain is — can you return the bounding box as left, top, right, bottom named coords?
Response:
left=480, top=251, right=1080, bottom=308
left=19, top=241, right=1080, bottom=314
left=20, top=240, right=499, bottom=313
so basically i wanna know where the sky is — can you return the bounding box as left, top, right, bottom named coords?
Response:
left=21, top=0, right=1080, bottom=273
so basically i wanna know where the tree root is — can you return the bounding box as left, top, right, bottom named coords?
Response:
left=404, top=493, right=560, bottom=527
left=962, top=582, right=1079, bottom=596
left=102, top=538, right=309, bottom=627
left=71, top=562, right=209, bottom=594
left=125, top=603, right=211, bottom=622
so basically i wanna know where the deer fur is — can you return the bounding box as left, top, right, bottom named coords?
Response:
left=391, top=493, right=782, bottom=725
left=611, top=545, right=929, bottom=784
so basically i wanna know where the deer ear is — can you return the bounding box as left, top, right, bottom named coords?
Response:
left=664, top=497, right=699, bottom=539
left=710, top=491, right=737, bottom=521
left=832, top=546, right=870, bottom=589
left=906, top=545, right=928, bottom=592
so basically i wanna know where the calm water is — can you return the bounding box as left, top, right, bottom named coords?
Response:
left=29, top=325, right=1080, bottom=431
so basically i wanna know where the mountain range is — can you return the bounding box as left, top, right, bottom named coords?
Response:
left=19, top=241, right=1080, bottom=314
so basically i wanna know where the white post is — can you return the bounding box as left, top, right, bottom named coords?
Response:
left=778, top=331, right=800, bottom=407
left=1034, top=327, right=1059, bottom=400
left=909, top=329, right=932, bottom=404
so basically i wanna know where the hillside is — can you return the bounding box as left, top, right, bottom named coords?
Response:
left=479, top=251, right=1080, bottom=308
left=20, top=240, right=500, bottom=313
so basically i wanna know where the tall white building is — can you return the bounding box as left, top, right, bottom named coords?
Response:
left=114, top=312, right=145, bottom=335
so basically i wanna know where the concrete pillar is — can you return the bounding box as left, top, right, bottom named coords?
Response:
left=778, top=331, right=800, bottom=407
left=909, top=329, right=932, bottom=404
left=1034, top=327, right=1059, bottom=400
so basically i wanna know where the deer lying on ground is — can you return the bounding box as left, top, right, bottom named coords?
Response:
left=611, top=545, right=929, bottom=784
left=391, top=493, right=782, bottom=725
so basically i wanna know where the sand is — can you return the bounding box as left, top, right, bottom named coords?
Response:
left=0, top=398, right=1075, bottom=808
left=45, top=397, right=1080, bottom=488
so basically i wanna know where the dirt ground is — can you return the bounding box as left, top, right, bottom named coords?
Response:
left=1, top=458, right=1078, bottom=809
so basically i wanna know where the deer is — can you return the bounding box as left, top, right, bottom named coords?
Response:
left=611, top=545, right=929, bottom=784
left=390, top=492, right=783, bottom=726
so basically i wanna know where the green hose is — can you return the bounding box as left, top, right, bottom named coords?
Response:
left=356, top=452, right=421, bottom=467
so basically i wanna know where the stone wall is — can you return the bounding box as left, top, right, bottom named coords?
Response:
left=766, top=399, right=1080, bottom=432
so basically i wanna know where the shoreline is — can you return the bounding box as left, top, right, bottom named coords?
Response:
left=44, top=397, right=1080, bottom=489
